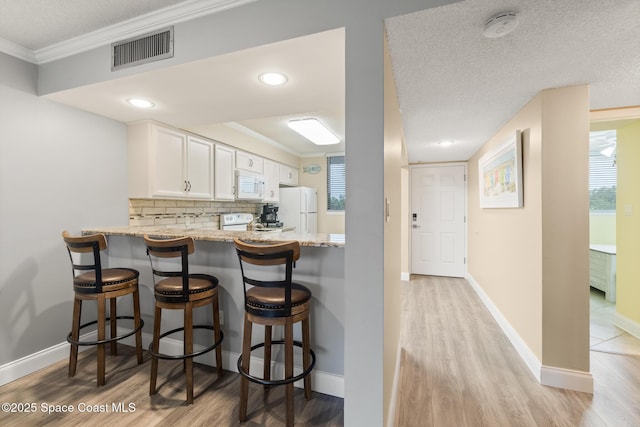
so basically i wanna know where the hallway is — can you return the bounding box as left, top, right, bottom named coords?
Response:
left=395, top=276, right=640, bottom=427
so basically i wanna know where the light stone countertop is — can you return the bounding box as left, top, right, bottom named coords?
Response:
left=82, top=225, right=345, bottom=248
left=589, top=244, right=615, bottom=255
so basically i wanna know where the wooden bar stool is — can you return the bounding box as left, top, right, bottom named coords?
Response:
left=62, top=231, right=144, bottom=387
left=233, top=238, right=315, bottom=427
left=144, top=234, right=224, bottom=405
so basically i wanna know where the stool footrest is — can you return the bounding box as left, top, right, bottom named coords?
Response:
left=67, top=316, right=144, bottom=346
left=149, top=325, right=224, bottom=360
left=237, top=340, right=316, bottom=386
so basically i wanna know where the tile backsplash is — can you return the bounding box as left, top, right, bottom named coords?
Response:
left=129, top=199, right=261, bottom=228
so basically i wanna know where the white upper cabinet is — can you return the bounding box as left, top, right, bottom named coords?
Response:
left=128, top=121, right=213, bottom=200
left=236, top=150, right=264, bottom=174
left=214, top=144, right=236, bottom=201
left=185, top=135, right=214, bottom=199
left=279, top=164, right=299, bottom=186
left=263, top=159, right=280, bottom=202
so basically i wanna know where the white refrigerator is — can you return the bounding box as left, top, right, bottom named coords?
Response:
left=278, top=187, right=318, bottom=233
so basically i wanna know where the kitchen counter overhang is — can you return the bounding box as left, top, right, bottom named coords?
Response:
left=79, top=225, right=345, bottom=398
left=82, top=225, right=345, bottom=247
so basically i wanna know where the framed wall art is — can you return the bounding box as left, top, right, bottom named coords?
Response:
left=478, top=130, right=523, bottom=208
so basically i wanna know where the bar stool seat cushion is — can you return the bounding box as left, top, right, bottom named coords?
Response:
left=73, top=268, right=139, bottom=293
left=246, top=283, right=311, bottom=311
left=154, top=273, right=218, bottom=298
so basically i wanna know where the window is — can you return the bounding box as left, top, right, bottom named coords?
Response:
left=589, top=130, right=616, bottom=211
left=327, top=155, right=345, bottom=211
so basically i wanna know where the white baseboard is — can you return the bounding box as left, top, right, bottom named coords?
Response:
left=400, top=272, right=410, bottom=281
left=386, top=342, right=402, bottom=427
left=465, top=274, right=542, bottom=381
left=0, top=330, right=97, bottom=387
left=465, top=273, right=593, bottom=394
left=614, top=311, right=640, bottom=339
left=540, top=365, right=593, bottom=393
left=0, top=329, right=345, bottom=398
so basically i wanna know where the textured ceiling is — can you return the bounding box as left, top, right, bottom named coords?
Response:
left=1, top=0, right=639, bottom=162
left=385, top=0, right=640, bottom=162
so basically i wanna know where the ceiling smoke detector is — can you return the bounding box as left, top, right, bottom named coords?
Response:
left=483, top=12, right=518, bottom=38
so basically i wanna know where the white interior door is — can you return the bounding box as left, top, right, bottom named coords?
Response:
left=411, top=165, right=466, bottom=277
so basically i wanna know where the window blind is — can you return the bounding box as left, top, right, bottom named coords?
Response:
left=327, top=155, right=345, bottom=211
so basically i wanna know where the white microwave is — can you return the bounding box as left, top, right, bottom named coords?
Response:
left=235, top=170, right=264, bottom=200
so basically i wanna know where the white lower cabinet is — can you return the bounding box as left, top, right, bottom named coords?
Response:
left=214, top=144, right=236, bottom=200
left=128, top=121, right=213, bottom=200
left=589, top=245, right=616, bottom=302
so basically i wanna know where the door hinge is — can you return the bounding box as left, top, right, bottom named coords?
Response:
left=464, top=257, right=467, bottom=264
left=464, top=173, right=467, bottom=182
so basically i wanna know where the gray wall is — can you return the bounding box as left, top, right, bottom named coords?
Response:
left=0, top=51, right=129, bottom=364
left=9, top=1, right=459, bottom=425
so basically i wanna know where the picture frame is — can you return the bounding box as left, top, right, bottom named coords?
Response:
left=478, top=130, right=523, bottom=208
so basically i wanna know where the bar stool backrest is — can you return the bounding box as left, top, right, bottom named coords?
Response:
left=62, top=230, right=107, bottom=293
left=233, top=238, right=300, bottom=317
left=143, top=235, right=195, bottom=303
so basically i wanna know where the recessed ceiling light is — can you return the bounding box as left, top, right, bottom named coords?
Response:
left=258, top=72, right=288, bottom=86
left=127, top=98, right=155, bottom=108
left=288, top=118, right=340, bottom=145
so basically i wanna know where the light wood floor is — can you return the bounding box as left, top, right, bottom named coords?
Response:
left=3, top=277, right=640, bottom=426
left=0, top=347, right=343, bottom=426
left=395, top=276, right=640, bottom=427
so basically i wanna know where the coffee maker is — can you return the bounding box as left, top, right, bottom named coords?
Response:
left=260, top=204, right=282, bottom=228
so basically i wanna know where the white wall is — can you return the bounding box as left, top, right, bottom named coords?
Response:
left=0, top=52, right=129, bottom=365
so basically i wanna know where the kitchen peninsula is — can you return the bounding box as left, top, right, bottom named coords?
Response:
left=82, top=226, right=345, bottom=397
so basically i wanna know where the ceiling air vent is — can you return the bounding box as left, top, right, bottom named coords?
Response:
left=111, top=27, right=174, bottom=71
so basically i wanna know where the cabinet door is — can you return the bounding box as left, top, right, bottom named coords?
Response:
left=279, top=165, right=299, bottom=186
left=236, top=151, right=264, bottom=174
left=263, top=159, right=280, bottom=202
left=152, top=125, right=187, bottom=198
left=214, top=144, right=235, bottom=200
left=186, top=136, right=214, bottom=199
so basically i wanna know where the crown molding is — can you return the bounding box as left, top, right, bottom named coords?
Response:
left=0, top=37, right=37, bottom=63
left=1, top=0, right=255, bottom=65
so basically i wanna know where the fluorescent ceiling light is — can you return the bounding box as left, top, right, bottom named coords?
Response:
left=258, top=72, right=288, bottom=86
left=127, top=98, right=154, bottom=108
left=438, top=140, right=454, bottom=147
left=288, top=118, right=340, bottom=145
